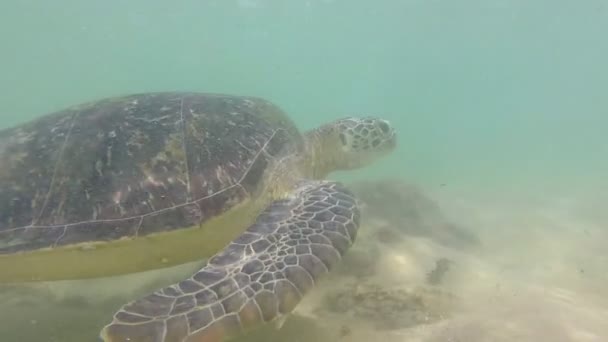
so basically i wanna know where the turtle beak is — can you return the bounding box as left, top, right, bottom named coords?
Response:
left=381, top=120, right=397, bottom=151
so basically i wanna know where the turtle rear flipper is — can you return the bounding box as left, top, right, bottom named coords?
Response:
left=100, top=180, right=360, bottom=342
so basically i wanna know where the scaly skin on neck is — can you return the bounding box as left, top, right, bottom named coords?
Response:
left=301, top=124, right=342, bottom=179
left=265, top=124, right=340, bottom=200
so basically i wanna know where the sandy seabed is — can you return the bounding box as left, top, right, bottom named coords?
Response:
left=1, top=179, right=607, bottom=342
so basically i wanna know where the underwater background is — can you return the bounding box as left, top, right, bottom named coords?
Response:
left=1, top=1, right=607, bottom=341
left=2, top=0, right=606, bottom=193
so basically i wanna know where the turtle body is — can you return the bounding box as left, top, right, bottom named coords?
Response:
left=0, top=93, right=300, bottom=282
left=0, top=92, right=397, bottom=342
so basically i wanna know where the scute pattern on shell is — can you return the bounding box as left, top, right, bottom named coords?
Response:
left=0, top=92, right=299, bottom=254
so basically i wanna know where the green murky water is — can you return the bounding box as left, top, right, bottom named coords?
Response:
left=1, top=1, right=607, bottom=341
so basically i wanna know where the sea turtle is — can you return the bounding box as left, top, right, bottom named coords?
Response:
left=0, top=92, right=396, bottom=341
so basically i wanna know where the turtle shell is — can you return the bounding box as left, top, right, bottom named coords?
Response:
left=0, top=92, right=300, bottom=255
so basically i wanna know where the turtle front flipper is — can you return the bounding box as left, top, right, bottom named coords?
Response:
left=100, top=180, right=360, bottom=342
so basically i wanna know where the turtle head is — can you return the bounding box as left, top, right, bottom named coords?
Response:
left=333, top=117, right=397, bottom=168
left=307, top=117, right=397, bottom=176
